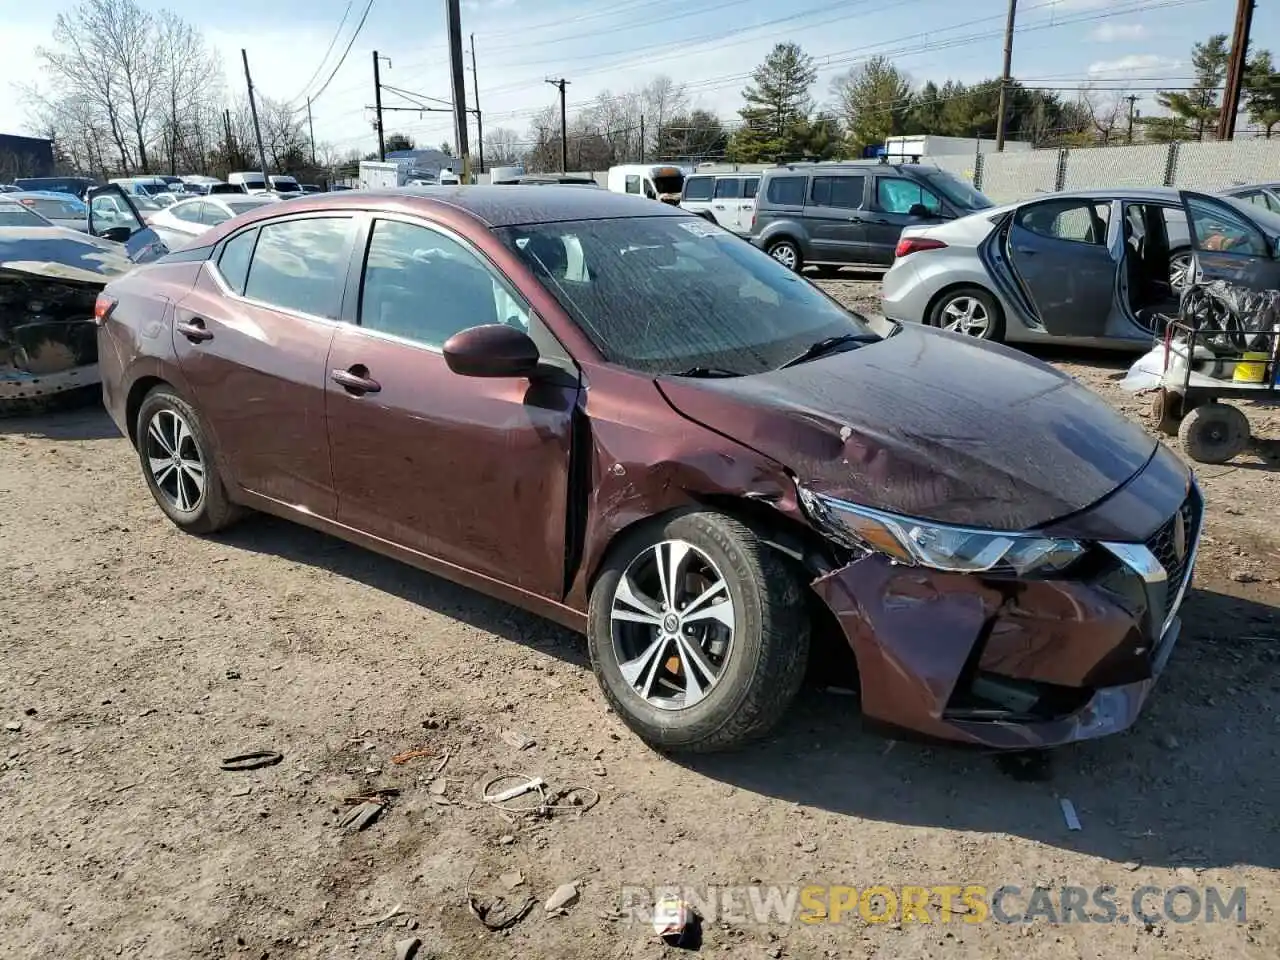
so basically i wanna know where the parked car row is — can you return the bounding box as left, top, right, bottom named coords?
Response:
left=66, top=182, right=1205, bottom=760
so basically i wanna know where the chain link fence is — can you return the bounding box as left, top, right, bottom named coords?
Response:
left=934, top=140, right=1279, bottom=203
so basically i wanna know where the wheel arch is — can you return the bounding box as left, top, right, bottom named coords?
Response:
left=125, top=375, right=170, bottom=447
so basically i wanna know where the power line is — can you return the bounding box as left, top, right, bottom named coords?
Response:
left=303, top=0, right=376, bottom=108
left=287, top=1, right=353, bottom=107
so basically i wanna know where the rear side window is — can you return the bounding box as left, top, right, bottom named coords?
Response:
left=766, top=176, right=806, bottom=206
left=683, top=177, right=713, bottom=201
left=625, top=175, right=642, bottom=195
left=217, top=229, right=257, bottom=294
left=1017, top=199, right=1110, bottom=245
left=810, top=176, right=864, bottom=209
left=714, top=178, right=743, bottom=199
left=243, top=217, right=354, bottom=318
left=172, top=203, right=203, bottom=224
left=744, top=178, right=759, bottom=199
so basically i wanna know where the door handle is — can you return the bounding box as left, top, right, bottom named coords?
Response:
left=175, top=318, right=213, bottom=342
left=1014, top=246, right=1038, bottom=255
left=848, top=215, right=865, bottom=222
left=331, top=366, right=381, bottom=395
left=868, top=218, right=891, bottom=225
left=714, top=204, right=726, bottom=209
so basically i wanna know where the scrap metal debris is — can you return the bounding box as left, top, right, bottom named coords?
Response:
left=339, top=802, right=385, bottom=832
left=356, top=903, right=407, bottom=927
left=219, top=751, right=283, bottom=772
left=466, top=866, right=537, bottom=932
left=499, top=729, right=536, bottom=750
left=481, top=774, right=599, bottom=821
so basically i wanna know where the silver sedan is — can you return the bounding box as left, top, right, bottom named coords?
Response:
left=880, top=186, right=1280, bottom=350
left=146, top=195, right=279, bottom=249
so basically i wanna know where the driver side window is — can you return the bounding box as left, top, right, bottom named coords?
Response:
left=1185, top=196, right=1269, bottom=256
left=877, top=178, right=941, bottom=215
left=359, top=219, right=530, bottom=348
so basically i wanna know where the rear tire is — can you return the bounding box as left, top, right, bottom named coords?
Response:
left=767, top=240, right=802, bottom=273
left=587, top=510, right=810, bottom=753
left=136, top=387, right=241, bottom=534
left=1178, top=402, right=1249, bottom=464
left=929, top=286, right=1004, bottom=342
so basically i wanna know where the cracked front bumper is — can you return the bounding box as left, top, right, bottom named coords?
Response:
left=810, top=484, right=1201, bottom=749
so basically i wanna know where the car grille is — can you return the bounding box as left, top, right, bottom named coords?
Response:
left=1145, top=485, right=1203, bottom=630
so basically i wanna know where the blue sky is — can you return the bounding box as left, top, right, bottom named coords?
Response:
left=4, top=0, right=1275, bottom=155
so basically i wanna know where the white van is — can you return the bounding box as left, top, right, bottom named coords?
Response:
left=228, top=171, right=269, bottom=195
left=680, top=171, right=761, bottom=234
left=605, top=164, right=685, bottom=205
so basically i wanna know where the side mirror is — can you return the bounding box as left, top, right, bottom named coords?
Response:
left=443, top=323, right=540, bottom=378
left=99, top=225, right=134, bottom=243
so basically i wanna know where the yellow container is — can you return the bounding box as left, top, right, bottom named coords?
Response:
left=1233, top=352, right=1270, bottom=383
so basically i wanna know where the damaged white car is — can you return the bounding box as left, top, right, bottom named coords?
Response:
left=1, top=186, right=166, bottom=415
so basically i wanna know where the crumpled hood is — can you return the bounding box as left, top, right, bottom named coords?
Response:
left=657, top=324, right=1160, bottom=530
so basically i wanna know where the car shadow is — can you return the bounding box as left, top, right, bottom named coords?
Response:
left=679, top=586, right=1280, bottom=873
left=0, top=399, right=121, bottom=441
left=216, top=515, right=588, bottom=669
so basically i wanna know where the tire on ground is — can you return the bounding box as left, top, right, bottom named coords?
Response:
left=928, top=286, right=1005, bottom=342
left=587, top=509, right=810, bottom=753
left=1177, top=401, right=1250, bottom=465
left=135, top=386, right=242, bottom=534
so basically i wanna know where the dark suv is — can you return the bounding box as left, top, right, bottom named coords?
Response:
left=750, top=162, right=993, bottom=271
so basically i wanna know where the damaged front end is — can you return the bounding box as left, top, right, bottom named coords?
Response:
left=0, top=228, right=142, bottom=415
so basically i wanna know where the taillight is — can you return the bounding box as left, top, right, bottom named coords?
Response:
left=94, top=294, right=117, bottom=326
left=894, top=236, right=947, bottom=258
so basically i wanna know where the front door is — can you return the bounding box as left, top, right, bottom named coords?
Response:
left=326, top=215, right=578, bottom=599
left=1006, top=197, right=1118, bottom=337
left=171, top=214, right=358, bottom=516
left=804, top=173, right=868, bottom=263
left=86, top=184, right=168, bottom=262
left=1180, top=190, right=1280, bottom=292
left=867, top=175, right=947, bottom=266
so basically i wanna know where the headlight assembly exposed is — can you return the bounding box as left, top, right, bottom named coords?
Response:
left=797, top=485, right=1084, bottom=576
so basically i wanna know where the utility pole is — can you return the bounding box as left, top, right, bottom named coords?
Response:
left=241, top=49, right=270, bottom=182
left=1125, top=94, right=1138, bottom=144
left=372, top=50, right=387, bottom=161
left=306, top=97, right=317, bottom=166
left=994, top=0, right=1017, bottom=151
left=445, top=0, right=470, bottom=180
left=222, top=108, right=235, bottom=162
left=1218, top=0, right=1256, bottom=141
left=470, top=33, right=484, bottom=173
left=547, top=78, right=569, bottom=171
left=639, top=115, right=645, bottom=163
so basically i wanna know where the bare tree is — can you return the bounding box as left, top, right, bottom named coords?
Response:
left=482, top=127, right=525, bottom=167
left=640, top=76, right=688, bottom=158
left=1079, top=86, right=1128, bottom=145
left=156, top=12, right=223, bottom=174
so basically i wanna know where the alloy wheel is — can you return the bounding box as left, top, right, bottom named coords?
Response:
left=1169, top=252, right=1193, bottom=291
left=940, top=296, right=990, bottom=337
left=770, top=244, right=797, bottom=270
left=609, top=540, right=736, bottom=711
left=145, top=409, right=206, bottom=513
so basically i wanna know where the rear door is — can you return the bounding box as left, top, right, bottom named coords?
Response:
left=737, top=176, right=760, bottom=233
left=1006, top=197, right=1117, bottom=337
left=804, top=174, right=867, bottom=263
left=867, top=174, right=947, bottom=266
left=709, top=177, right=742, bottom=231
left=171, top=214, right=358, bottom=517
left=1180, top=190, right=1280, bottom=291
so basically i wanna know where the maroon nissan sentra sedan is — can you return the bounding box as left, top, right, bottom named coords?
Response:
left=95, top=186, right=1202, bottom=753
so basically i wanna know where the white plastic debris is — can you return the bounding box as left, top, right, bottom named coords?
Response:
left=1060, top=797, right=1082, bottom=831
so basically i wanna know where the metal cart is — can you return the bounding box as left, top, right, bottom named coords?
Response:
left=1150, top=318, right=1278, bottom=463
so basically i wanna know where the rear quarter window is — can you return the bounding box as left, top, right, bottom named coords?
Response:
left=217, top=229, right=257, bottom=294
left=766, top=176, right=806, bottom=206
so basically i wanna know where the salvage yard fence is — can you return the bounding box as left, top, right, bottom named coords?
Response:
left=937, top=140, right=1280, bottom=204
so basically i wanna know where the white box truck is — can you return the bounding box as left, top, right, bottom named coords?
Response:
left=359, top=160, right=408, bottom=190
left=883, top=135, right=1032, bottom=161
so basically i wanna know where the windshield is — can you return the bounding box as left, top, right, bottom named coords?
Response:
left=653, top=174, right=684, bottom=195
left=919, top=169, right=992, bottom=210
left=0, top=202, right=48, bottom=227
left=24, top=197, right=88, bottom=219
left=498, top=217, right=875, bottom=375
left=271, top=179, right=300, bottom=191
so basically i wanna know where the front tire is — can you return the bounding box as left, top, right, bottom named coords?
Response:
left=587, top=510, right=809, bottom=753
left=929, top=286, right=1005, bottom=342
left=767, top=239, right=802, bottom=272
left=136, top=387, right=241, bottom=534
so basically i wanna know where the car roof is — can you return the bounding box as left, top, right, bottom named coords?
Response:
left=325, top=185, right=688, bottom=226
left=6, top=191, right=86, bottom=202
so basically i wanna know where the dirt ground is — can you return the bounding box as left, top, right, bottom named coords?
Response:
left=2, top=278, right=1278, bottom=959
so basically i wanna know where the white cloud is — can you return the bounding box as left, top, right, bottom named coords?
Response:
left=1090, top=23, right=1147, bottom=43
left=1088, top=54, right=1181, bottom=78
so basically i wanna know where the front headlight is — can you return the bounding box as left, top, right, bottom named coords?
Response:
left=797, top=486, right=1084, bottom=576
